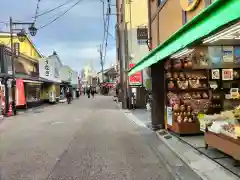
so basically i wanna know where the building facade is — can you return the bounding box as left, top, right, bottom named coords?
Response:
left=150, top=0, right=211, bottom=49
left=116, top=0, right=150, bottom=109
left=39, top=51, right=62, bottom=103
left=0, top=33, right=44, bottom=112
left=148, top=0, right=212, bottom=129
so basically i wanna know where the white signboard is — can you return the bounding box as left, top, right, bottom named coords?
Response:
left=167, top=107, right=173, bottom=126
left=39, top=55, right=61, bottom=82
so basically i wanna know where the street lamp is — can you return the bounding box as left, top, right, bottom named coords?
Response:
left=28, top=24, right=37, bottom=36
left=16, top=29, right=26, bottom=42
left=8, top=17, right=37, bottom=116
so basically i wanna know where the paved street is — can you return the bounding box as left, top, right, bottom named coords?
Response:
left=0, top=95, right=175, bottom=180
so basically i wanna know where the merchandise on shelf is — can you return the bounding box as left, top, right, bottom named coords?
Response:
left=199, top=105, right=240, bottom=139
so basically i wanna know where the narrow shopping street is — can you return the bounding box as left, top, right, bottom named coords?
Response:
left=0, top=96, right=175, bottom=180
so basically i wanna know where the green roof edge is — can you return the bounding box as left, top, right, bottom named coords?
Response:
left=128, top=0, right=236, bottom=75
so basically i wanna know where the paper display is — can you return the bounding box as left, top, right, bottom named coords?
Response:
left=222, top=46, right=234, bottom=63
left=222, top=69, right=233, bottom=80
left=234, top=46, right=240, bottom=64
left=211, top=69, right=220, bottom=79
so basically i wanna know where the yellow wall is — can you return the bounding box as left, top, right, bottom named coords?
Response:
left=17, top=56, right=37, bottom=74
left=0, top=35, right=41, bottom=61
left=40, top=84, right=56, bottom=100
left=124, top=0, right=148, bottom=28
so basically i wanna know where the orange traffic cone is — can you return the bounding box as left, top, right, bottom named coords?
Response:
left=8, top=103, right=13, bottom=116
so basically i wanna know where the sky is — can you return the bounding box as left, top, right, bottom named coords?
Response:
left=0, top=0, right=116, bottom=73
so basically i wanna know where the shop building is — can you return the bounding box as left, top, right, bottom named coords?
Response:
left=70, top=70, right=79, bottom=99
left=39, top=51, right=62, bottom=103
left=0, top=33, right=49, bottom=111
left=116, top=0, right=150, bottom=109
left=143, top=0, right=213, bottom=128
left=129, top=0, right=240, bottom=176
left=59, top=65, right=72, bottom=100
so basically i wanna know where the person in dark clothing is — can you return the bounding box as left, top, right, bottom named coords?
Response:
left=91, top=87, right=95, bottom=98
left=86, top=87, right=90, bottom=98
left=66, top=90, right=72, bottom=104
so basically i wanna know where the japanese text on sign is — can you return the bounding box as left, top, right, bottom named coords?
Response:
left=129, top=64, right=143, bottom=86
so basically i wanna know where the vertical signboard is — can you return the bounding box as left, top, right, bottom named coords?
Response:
left=137, top=26, right=148, bottom=45
left=15, top=79, right=26, bottom=106
left=129, top=63, right=143, bottom=86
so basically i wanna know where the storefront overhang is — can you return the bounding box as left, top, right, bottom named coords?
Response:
left=15, top=73, right=56, bottom=83
left=128, top=0, right=240, bottom=76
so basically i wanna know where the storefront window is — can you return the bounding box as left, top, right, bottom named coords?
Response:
left=25, top=83, right=41, bottom=102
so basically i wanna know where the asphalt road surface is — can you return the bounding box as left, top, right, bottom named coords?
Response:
left=0, top=95, right=175, bottom=180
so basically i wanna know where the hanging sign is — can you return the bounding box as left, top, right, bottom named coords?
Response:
left=44, top=59, right=50, bottom=76
left=129, top=64, right=143, bottom=86
left=180, top=0, right=201, bottom=12
left=15, top=79, right=26, bottom=106
left=222, top=69, right=233, bottom=80
left=137, top=26, right=148, bottom=45
left=13, top=42, right=20, bottom=57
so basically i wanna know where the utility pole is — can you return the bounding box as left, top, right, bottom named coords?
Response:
left=9, top=17, right=16, bottom=116
left=99, top=44, right=104, bottom=83
left=123, top=22, right=130, bottom=109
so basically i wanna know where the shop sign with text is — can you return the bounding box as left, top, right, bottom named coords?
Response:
left=180, top=0, right=200, bottom=12
left=129, top=64, right=142, bottom=86
left=16, top=79, right=26, bottom=106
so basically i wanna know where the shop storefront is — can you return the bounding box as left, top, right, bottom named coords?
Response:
left=59, top=81, right=70, bottom=102
left=128, top=0, right=240, bottom=173
left=38, top=52, right=62, bottom=103
left=24, top=80, right=42, bottom=107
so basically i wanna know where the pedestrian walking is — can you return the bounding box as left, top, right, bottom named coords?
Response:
left=86, top=86, right=90, bottom=98
left=91, top=87, right=95, bottom=98
left=66, top=89, right=72, bottom=104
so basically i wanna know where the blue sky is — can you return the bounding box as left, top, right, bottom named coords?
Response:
left=0, top=0, right=116, bottom=72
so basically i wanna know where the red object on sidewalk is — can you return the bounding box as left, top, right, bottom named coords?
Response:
left=8, top=103, right=13, bottom=116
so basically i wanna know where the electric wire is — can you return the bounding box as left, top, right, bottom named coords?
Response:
left=101, top=0, right=106, bottom=53
left=38, top=0, right=85, bottom=29
left=35, top=0, right=76, bottom=18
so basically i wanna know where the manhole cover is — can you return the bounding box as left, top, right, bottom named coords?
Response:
left=164, top=135, right=172, bottom=139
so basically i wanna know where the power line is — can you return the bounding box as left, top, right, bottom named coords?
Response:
left=33, top=0, right=42, bottom=23
left=35, top=0, right=76, bottom=18
left=103, top=4, right=111, bottom=64
left=38, top=0, right=85, bottom=30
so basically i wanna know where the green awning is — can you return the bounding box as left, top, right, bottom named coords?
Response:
left=128, top=0, right=240, bottom=76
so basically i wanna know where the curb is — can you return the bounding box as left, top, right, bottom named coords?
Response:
left=155, top=131, right=239, bottom=180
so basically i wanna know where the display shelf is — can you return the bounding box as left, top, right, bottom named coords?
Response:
left=165, top=57, right=211, bottom=135
left=168, top=121, right=201, bottom=135
left=167, top=88, right=209, bottom=92
left=205, top=128, right=240, bottom=163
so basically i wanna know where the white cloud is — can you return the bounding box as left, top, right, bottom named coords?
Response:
left=38, top=40, right=116, bottom=72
